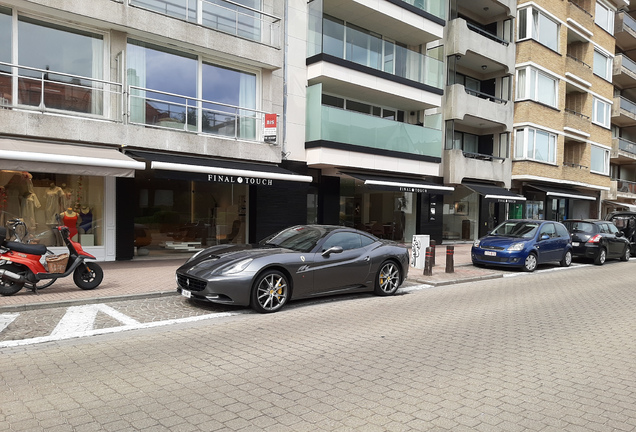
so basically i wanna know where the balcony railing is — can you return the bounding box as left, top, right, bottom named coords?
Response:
left=620, top=55, right=636, bottom=74
left=0, top=62, right=122, bottom=121
left=620, top=96, right=636, bottom=115
left=129, top=0, right=281, bottom=48
left=464, top=88, right=508, bottom=104
left=563, top=162, right=589, bottom=169
left=466, top=22, right=509, bottom=46
left=128, top=85, right=274, bottom=142
left=566, top=53, right=591, bottom=69
left=399, top=0, right=445, bottom=20
left=617, top=179, right=636, bottom=194
left=308, top=18, right=444, bottom=89
left=623, top=12, right=636, bottom=33
left=462, top=151, right=506, bottom=162
left=568, top=0, right=592, bottom=17
left=565, top=108, right=590, bottom=121
left=307, top=104, right=442, bottom=158
left=618, top=137, right=636, bottom=155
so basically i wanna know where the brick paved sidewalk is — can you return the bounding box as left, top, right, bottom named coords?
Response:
left=0, top=243, right=489, bottom=312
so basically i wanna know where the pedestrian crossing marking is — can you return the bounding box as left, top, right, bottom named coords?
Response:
left=51, top=304, right=140, bottom=337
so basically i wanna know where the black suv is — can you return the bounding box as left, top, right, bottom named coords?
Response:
left=606, top=211, right=636, bottom=255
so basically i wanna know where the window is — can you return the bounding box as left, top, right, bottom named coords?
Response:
left=516, top=66, right=558, bottom=108
left=592, top=97, right=611, bottom=128
left=321, top=232, right=362, bottom=251
left=593, top=49, right=612, bottom=81
left=322, top=93, right=405, bottom=123
left=595, top=1, right=615, bottom=34
left=518, top=7, right=559, bottom=52
left=591, top=145, right=610, bottom=175
left=514, top=127, right=557, bottom=164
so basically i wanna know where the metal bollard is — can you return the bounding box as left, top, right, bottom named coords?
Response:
left=423, top=246, right=433, bottom=276
left=430, top=240, right=436, bottom=266
left=445, top=245, right=455, bottom=273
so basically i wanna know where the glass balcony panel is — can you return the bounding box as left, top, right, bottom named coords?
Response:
left=620, top=96, right=636, bottom=115
left=319, top=105, right=442, bottom=158
left=400, top=0, right=446, bottom=20
left=311, top=18, right=443, bottom=89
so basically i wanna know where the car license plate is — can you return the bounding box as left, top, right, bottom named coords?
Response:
left=181, top=289, right=191, bottom=299
left=484, top=251, right=496, bottom=256
left=572, top=242, right=579, bottom=247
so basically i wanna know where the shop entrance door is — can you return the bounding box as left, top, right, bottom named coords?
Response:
left=479, top=200, right=505, bottom=238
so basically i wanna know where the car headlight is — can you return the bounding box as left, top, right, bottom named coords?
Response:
left=221, top=258, right=253, bottom=275
left=507, top=242, right=525, bottom=251
left=473, top=239, right=480, bottom=248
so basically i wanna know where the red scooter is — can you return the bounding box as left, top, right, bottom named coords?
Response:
left=0, top=221, right=103, bottom=296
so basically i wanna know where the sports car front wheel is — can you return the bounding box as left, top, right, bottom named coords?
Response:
left=374, top=261, right=401, bottom=296
left=251, top=270, right=289, bottom=313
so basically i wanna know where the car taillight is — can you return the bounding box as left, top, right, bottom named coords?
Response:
left=586, top=234, right=602, bottom=244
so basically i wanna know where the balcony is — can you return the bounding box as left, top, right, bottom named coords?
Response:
left=128, top=86, right=276, bottom=143
left=612, top=95, right=636, bottom=127
left=0, top=62, right=122, bottom=121
left=567, top=0, right=593, bottom=29
left=446, top=18, right=514, bottom=73
left=444, top=84, right=512, bottom=131
left=564, top=109, right=591, bottom=138
left=305, top=87, right=442, bottom=160
left=613, top=54, right=636, bottom=89
left=611, top=179, right=636, bottom=199
left=129, top=0, right=281, bottom=48
left=320, top=0, right=444, bottom=47
left=612, top=137, right=636, bottom=162
left=307, top=15, right=444, bottom=92
left=615, top=11, right=636, bottom=52
left=443, top=149, right=511, bottom=187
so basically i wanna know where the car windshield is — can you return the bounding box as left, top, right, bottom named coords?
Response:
left=564, top=221, right=595, bottom=233
left=259, top=226, right=324, bottom=252
left=490, top=221, right=539, bottom=238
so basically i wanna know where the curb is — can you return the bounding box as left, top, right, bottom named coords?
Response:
left=0, top=290, right=179, bottom=313
left=411, top=272, right=504, bottom=287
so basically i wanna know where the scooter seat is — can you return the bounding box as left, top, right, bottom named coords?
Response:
left=4, top=241, right=48, bottom=256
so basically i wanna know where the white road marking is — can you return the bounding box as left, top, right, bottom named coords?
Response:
left=51, top=304, right=140, bottom=337
left=0, top=313, right=19, bottom=333
left=0, top=309, right=245, bottom=349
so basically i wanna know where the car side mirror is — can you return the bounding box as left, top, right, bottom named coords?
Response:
left=322, top=246, right=343, bottom=257
left=616, top=231, right=624, bottom=237
left=540, top=234, right=550, bottom=241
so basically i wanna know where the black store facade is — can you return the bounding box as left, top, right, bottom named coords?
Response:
left=312, top=171, right=454, bottom=245
left=115, top=151, right=313, bottom=260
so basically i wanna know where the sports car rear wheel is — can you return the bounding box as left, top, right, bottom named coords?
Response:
left=374, top=261, right=401, bottom=296
left=251, top=270, right=289, bottom=314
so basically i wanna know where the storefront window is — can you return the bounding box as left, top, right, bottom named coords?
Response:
left=442, top=190, right=479, bottom=241
left=524, top=200, right=544, bottom=219
left=338, top=177, right=414, bottom=242
left=0, top=171, right=104, bottom=247
left=133, top=173, right=247, bottom=257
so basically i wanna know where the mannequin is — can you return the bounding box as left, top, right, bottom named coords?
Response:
left=79, top=205, right=93, bottom=234
left=45, top=183, right=64, bottom=224
left=21, top=181, right=41, bottom=233
left=62, top=183, right=74, bottom=210
left=61, top=207, right=79, bottom=240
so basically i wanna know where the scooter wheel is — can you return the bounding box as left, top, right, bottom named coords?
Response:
left=0, top=264, right=25, bottom=296
left=73, top=262, right=103, bottom=290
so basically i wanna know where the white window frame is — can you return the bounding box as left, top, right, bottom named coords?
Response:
left=593, top=49, right=612, bottom=81
left=590, top=144, right=610, bottom=175
left=595, top=1, right=615, bottom=35
left=517, top=6, right=560, bottom=52
left=515, top=66, right=558, bottom=108
left=514, top=127, right=557, bottom=164
left=592, top=97, right=611, bottom=129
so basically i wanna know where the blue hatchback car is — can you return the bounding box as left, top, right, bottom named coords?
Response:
left=471, top=219, right=573, bottom=272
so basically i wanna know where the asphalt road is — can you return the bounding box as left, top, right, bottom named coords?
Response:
left=1, top=261, right=635, bottom=431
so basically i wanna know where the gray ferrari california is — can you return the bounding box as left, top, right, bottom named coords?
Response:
left=176, top=224, right=410, bottom=313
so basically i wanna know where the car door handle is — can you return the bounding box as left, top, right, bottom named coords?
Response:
left=364, top=256, right=370, bottom=262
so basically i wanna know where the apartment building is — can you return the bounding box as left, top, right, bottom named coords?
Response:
left=608, top=2, right=636, bottom=213
left=287, top=0, right=450, bottom=244
left=442, top=0, right=521, bottom=241
left=511, top=0, right=626, bottom=221
left=0, top=0, right=313, bottom=261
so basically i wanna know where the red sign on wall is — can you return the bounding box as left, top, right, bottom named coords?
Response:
left=264, top=113, right=277, bottom=143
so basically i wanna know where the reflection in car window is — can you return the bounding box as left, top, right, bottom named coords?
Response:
left=539, top=223, right=556, bottom=238
left=260, top=226, right=324, bottom=252
left=491, top=221, right=539, bottom=238
left=321, top=232, right=362, bottom=251
left=607, top=223, right=620, bottom=235
left=555, top=223, right=569, bottom=238
left=564, top=221, right=594, bottom=233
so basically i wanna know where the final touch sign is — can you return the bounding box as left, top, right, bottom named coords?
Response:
left=208, top=174, right=274, bottom=186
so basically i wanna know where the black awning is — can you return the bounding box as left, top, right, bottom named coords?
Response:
left=526, top=184, right=597, bottom=201
left=126, top=150, right=312, bottom=183
left=343, top=172, right=454, bottom=194
left=463, top=183, right=526, bottom=203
